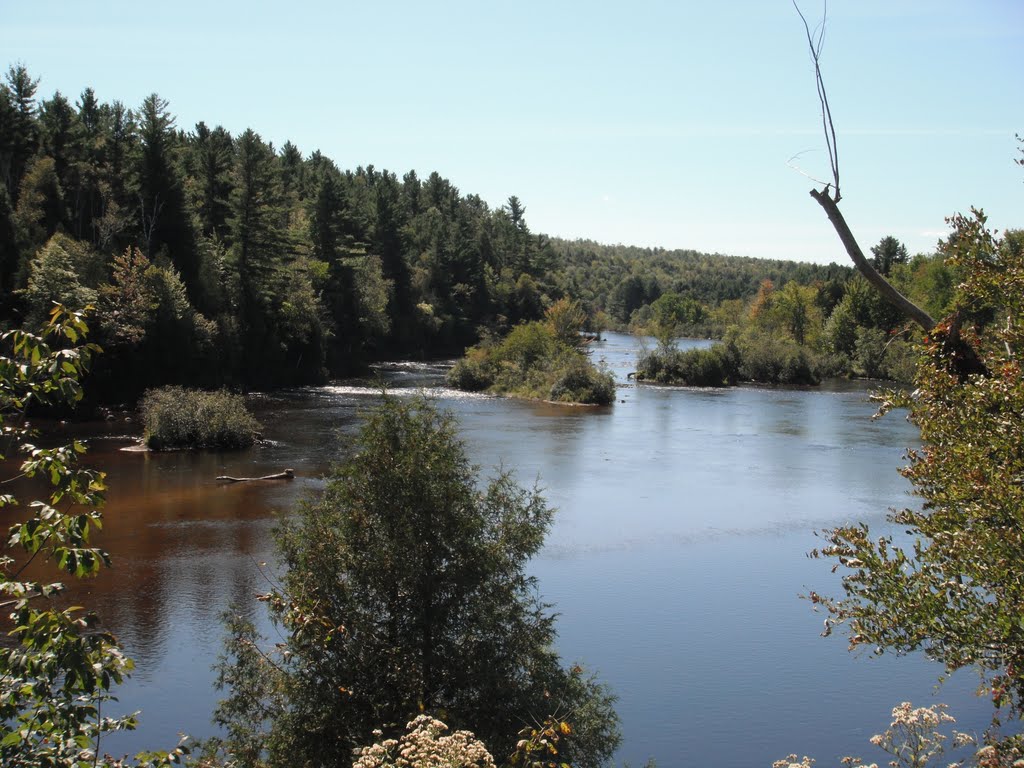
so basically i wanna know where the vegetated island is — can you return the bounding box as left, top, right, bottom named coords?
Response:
left=447, top=298, right=615, bottom=404
left=140, top=386, right=261, bottom=450
left=631, top=264, right=925, bottom=388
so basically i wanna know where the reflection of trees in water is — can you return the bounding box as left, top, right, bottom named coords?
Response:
left=49, top=442, right=296, bottom=669
left=8, top=396, right=347, bottom=673
left=85, top=519, right=278, bottom=668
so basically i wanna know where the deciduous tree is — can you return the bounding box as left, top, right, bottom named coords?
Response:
left=0, top=306, right=188, bottom=767
left=812, top=214, right=1024, bottom=747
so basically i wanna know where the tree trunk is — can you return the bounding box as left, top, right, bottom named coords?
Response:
left=809, top=187, right=936, bottom=332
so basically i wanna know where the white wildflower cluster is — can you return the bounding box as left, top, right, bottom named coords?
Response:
left=889, top=701, right=957, bottom=730
left=860, top=702, right=974, bottom=768
left=352, top=715, right=497, bottom=768
left=973, top=743, right=1024, bottom=768
left=773, top=756, right=818, bottom=768
left=775, top=702, right=984, bottom=768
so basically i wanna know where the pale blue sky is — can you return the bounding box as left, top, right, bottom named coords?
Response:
left=3, top=0, right=1022, bottom=264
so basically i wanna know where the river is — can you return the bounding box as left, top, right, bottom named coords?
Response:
left=3, top=332, right=994, bottom=767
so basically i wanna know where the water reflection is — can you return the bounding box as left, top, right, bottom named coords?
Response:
left=0, top=333, right=991, bottom=766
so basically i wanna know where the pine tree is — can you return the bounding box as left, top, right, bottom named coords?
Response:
left=186, top=121, right=234, bottom=239
left=0, top=64, right=39, bottom=204
left=228, top=128, right=288, bottom=379
left=135, top=93, right=197, bottom=293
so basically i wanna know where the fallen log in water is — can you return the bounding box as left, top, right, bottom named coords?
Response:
left=217, top=469, right=295, bottom=483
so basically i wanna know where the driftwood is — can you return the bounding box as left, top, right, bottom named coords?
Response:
left=217, top=469, right=295, bottom=483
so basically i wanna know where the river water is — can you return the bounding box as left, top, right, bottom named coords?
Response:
left=4, top=333, right=995, bottom=767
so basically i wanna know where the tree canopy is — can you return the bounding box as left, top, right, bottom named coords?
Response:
left=0, top=63, right=872, bottom=402
left=811, top=212, right=1024, bottom=757
left=215, top=396, right=620, bottom=768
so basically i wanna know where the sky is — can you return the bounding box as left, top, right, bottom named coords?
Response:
left=3, top=0, right=1023, bottom=265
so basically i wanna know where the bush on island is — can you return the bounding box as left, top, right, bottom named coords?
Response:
left=448, top=312, right=615, bottom=405
left=737, top=333, right=820, bottom=385
left=636, top=343, right=740, bottom=387
left=141, top=386, right=261, bottom=450
left=637, top=333, right=823, bottom=387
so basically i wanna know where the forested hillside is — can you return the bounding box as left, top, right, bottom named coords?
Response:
left=0, top=65, right=578, bottom=396
left=548, top=239, right=851, bottom=327
left=1, top=63, right=920, bottom=401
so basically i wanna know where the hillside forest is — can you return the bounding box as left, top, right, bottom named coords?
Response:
left=0, top=64, right=961, bottom=402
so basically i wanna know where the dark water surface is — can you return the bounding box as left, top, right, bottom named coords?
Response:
left=4, top=333, right=994, bottom=767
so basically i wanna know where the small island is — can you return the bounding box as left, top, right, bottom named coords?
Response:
left=632, top=280, right=917, bottom=388
left=140, top=386, right=261, bottom=450
left=447, top=298, right=615, bottom=405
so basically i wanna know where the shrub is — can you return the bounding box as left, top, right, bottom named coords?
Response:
left=635, top=343, right=739, bottom=387
left=881, top=337, right=917, bottom=383
left=812, top=350, right=851, bottom=380
left=736, top=333, right=820, bottom=385
left=141, top=386, right=260, bottom=450
left=549, top=357, right=616, bottom=404
left=637, top=335, right=824, bottom=387
left=214, top=397, right=621, bottom=767
left=499, top=321, right=559, bottom=371
left=446, top=354, right=494, bottom=392
left=448, top=320, right=615, bottom=404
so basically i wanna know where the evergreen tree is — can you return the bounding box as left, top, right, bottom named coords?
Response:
left=70, top=88, right=106, bottom=243
left=0, top=64, right=39, bottom=205
left=37, top=92, right=78, bottom=213
left=373, top=170, right=411, bottom=332
left=84, top=99, right=137, bottom=253
left=228, top=128, right=288, bottom=379
left=870, top=235, right=909, bottom=276
left=186, top=121, right=234, bottom=239
left=278, top=140, right=304, bottom=201
left=217, top=397, right=620, bottom=768
left=135, top=93, right=197, bottom=293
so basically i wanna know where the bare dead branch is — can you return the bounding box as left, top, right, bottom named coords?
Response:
left=787, top=150, right=834, bottom=188
left=793, top=3, right=943, bottom=335
left=793, top=0, right=840, bottom=201
left=809, top=188, right=935, bottom=330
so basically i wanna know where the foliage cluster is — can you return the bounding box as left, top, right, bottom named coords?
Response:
left=809, top=212, right=1024, bottom=758
left=140, top=386, right=260, bottom=450
left=0, top=307, right=186, bottom=767
left=448, top=300, right=615, bottom=405
left=632, top=240, right=955, bottom=388
left=212, top=397, right=620, bottom=768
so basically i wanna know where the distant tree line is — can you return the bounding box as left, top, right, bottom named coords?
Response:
left=547, top=239, right=854, bottom=330
left=2, top=63, right=953, bottom=402
left=634, top=235, right=961, bottom=386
